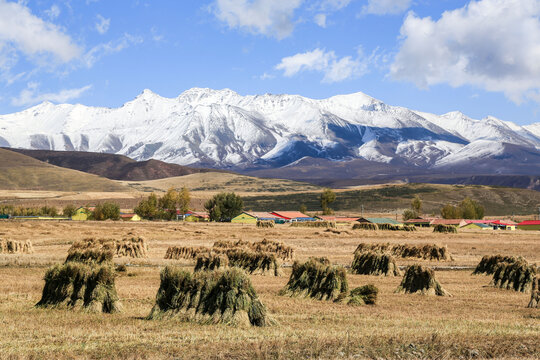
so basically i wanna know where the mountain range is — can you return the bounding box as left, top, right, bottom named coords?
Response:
left=1, top=88, right=539, bottom=181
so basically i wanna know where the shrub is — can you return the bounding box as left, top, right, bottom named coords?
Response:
left=351, top=251, right=401, bottom=276
left=147, top=266, right=271, bottom=326
left=36, top=262, right=121, bottom=313
left=396, top=264, right=451, bottom=296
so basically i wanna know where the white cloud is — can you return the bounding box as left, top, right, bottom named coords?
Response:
left=362, top=0, right=412, bottom=15
left=275, top=48, right=368, bottom=83
left=390, top=0, right=540, bottom=104
left=83, top=34, right=142, bottom=68
left=259, top=72, right=275, bottom=80
left=95, top=14, right=110, bottom=35
left=319, top=0, right=352, bottom=11
left=0, top=0, right=81, bottom=63
left=11, top=82, right=92, bottom=107
left=213, top=0, right=304, bottom=39
left=314, top=13, right=327, bottom=27
left=45, top=4, right=61, bottom=20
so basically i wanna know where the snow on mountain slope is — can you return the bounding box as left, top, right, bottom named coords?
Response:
left=0, top=87, right=539, bottom=171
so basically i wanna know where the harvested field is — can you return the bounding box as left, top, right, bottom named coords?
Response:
left=147, top=266, right=271, bottom=327
left=0, top=220, right=539, bottom=359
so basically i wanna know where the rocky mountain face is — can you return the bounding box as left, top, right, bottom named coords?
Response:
left=1, top=88, right=539, bottom=175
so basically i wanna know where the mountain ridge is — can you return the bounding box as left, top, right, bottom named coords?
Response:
left=1, top=88, right=539, bottom=176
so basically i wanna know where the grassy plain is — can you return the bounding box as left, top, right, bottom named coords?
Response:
left=0, top=220, right=539, bottom=359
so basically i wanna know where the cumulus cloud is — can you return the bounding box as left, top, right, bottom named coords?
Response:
left=95, top=14, right=110, bottom=35
left=314, top=13, right=327, bottom=27
left=319, top=0, right=352, bottom=11
left=45, top=4, right=61, bottom=20
left=213, top=0, right=304, bottom=39
left=275, top=48, right=369, bottom=83
left=11, top=82, right=92, bottom=107
left=0, top=0, right=81, bottom=63
left=362, top=0, right=412, bottom=15
left=390, top=0, right=540, bottom=104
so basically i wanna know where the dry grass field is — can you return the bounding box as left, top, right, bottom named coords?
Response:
left=0, top=220, right=539, bottom=359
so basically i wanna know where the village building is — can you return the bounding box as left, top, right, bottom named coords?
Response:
left=120, top=213, right=141, bottom=222
left=517, top=220, right=540, bottom=231
left=180, top=211, right=210, bottom=222
left=357, top=217, right=403, bottom=226
left=270, top=211, right=314, bottom=222
left=231, top=212, right=282, bottom=224
left=315, top=215, right=360, bottom=223
left=71, top=207, right=89, bottom=221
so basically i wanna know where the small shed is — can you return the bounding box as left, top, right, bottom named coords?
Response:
left=182, top=211, right=209, bottom=222
left=271, top=211, right=314, bottom=222
left=404, top=218, right=433, bottom=227
left=71, top=207, right=89, bottom=221
left=517, top=220, right=540, bottom=231
left=231, top=212, right=257, bottom=224
left=461, top=222, right=491, bottom=230
left=120, top=213, right=141, bottom=222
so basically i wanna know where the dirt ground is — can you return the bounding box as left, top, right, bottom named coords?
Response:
left=0, top=220, right=538, bottom=359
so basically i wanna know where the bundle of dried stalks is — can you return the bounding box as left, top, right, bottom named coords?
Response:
left=395, top=264, right=451, bottom=296
left=351, top=251, right=401, bottom=276
left=354, top=243, right=452, bottom=261
left=36, top=262, right=121, bottom=313
left=433, top=224, right=457, bottom=233
left=256, top=220, right=274, bottom=228
left=164, top=246, right=210, bottom=260
left=279, top=258, right=348, bottom=301
left=225, top=249, right=282, bottom=276
left=213, top=239, right=294, bottom=260
left=352, top=223, right=378, bottom=231
left=0, top=239, right=33, bottom=254
left=528, top=277, right=539, bottom=308
left=116, top=237, right=148, bottom=258
left=473, top=255, right=521, bottom=275
left=147, top=266, right=272, bottom=327
left=491, top=260, right=537, bottom=292
left=194, top=253, right=229, bottom=272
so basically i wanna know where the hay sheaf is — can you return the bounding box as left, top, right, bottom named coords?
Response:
left=346, top=285, right=379, bottom=306
left=0, top=239, right=33, bottom=254
left=473, top=255, right=521, bottom=275
left=65, top=248, right=114, bottom=264
left=194, top=253, right=229, bottom=272
left=36, top=262, right=121, bottom=313
left=213, top=239, right=294, bottom=260
left=528, top=277, right=539, bottom=308
left=279, top=258, right=348, bottom=301
left=225, top=249, right=282, bottom=276
left=256, top=220, right=274, bottom=228
left=147, top=266, right=272, bottom=327
left=352, top=223, right=378, bottom=231
left=396, top=264, right=451, bottom=296
left=290, top=221, right=336, bottom=228
left=354, top=243, right=452, bottom=261
left=433, top=224, right=457, bottom=233
left=351, top=251, right=401, bottom=276
left=116, top=237, right=148, bottom=258
left=164, top=246, right=210, bottom=260
left=491, top=260, right=537, bottom=292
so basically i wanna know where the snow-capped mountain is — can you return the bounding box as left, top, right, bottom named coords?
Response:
left=1, top=88, right=540, bottom=173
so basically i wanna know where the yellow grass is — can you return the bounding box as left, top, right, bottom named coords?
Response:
left=0, top=221, right=538, bottom=359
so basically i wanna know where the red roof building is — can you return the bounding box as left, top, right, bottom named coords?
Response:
left=271, top=211, right=312, bottom=221
left=517, top=220, right=540, bottom=230
left=430, top=219, right=464, bottom=226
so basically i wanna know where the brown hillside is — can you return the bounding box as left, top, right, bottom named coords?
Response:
left=0, top=149, right=126, bottom=192
left=6, top=148, right=218, bottom=181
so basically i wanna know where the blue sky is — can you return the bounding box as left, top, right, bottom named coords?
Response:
left=1, top=0, right=540, bottom=126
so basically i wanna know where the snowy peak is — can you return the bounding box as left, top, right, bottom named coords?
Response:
left=0, top=88, right=539, bottom=173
